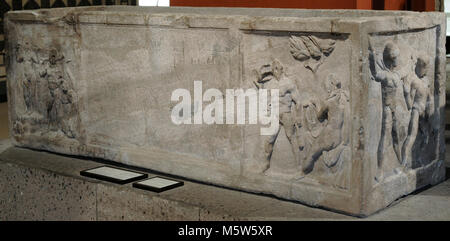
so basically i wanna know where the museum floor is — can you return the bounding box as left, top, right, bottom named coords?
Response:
left=0, top=101, right=449, bottom=220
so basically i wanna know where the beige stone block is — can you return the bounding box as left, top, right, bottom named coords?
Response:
left=5, top=7, right=446, bottom=216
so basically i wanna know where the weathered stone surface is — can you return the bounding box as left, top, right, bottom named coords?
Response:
left=0, top=150, right=97, bottom=221
left=4, top=6, right=446, bottom=216
left=97, top=183, right=200, bottom=221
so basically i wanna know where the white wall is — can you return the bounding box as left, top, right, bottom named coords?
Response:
left=445, top=0, right=450, bottom=35
left=139, top=0, right=170, bottom=6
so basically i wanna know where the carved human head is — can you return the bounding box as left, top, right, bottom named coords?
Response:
left=415, top=54, right=430, bottom=79
left=272, top=59, right=284, bottom=80
left=383, top=41, right=400, bottom=70
left=256, top=59, right=284, bottom=83
left=257, top=64, right=273, bottom=84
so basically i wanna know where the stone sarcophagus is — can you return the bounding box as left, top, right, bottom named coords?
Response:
left=5, top=6, right=446, bottom=216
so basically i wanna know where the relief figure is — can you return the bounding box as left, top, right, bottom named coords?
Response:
left=369, top=41, right=411, bottom=181
left=297, top=74, right=350, bottom=174
left=254, top=59, right=304, bottom=177
left=13, top=43, right=78, bottom=139
left=402, top=54, right=434, bottom=168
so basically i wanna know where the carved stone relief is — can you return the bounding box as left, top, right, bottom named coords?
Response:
left=368, top=27, right=439, bottom=182
left=11, top=40, right=79, bottom=140
left=5, top=7, right=445, bottom=216
left=243, top=32, right=351, bottom=189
